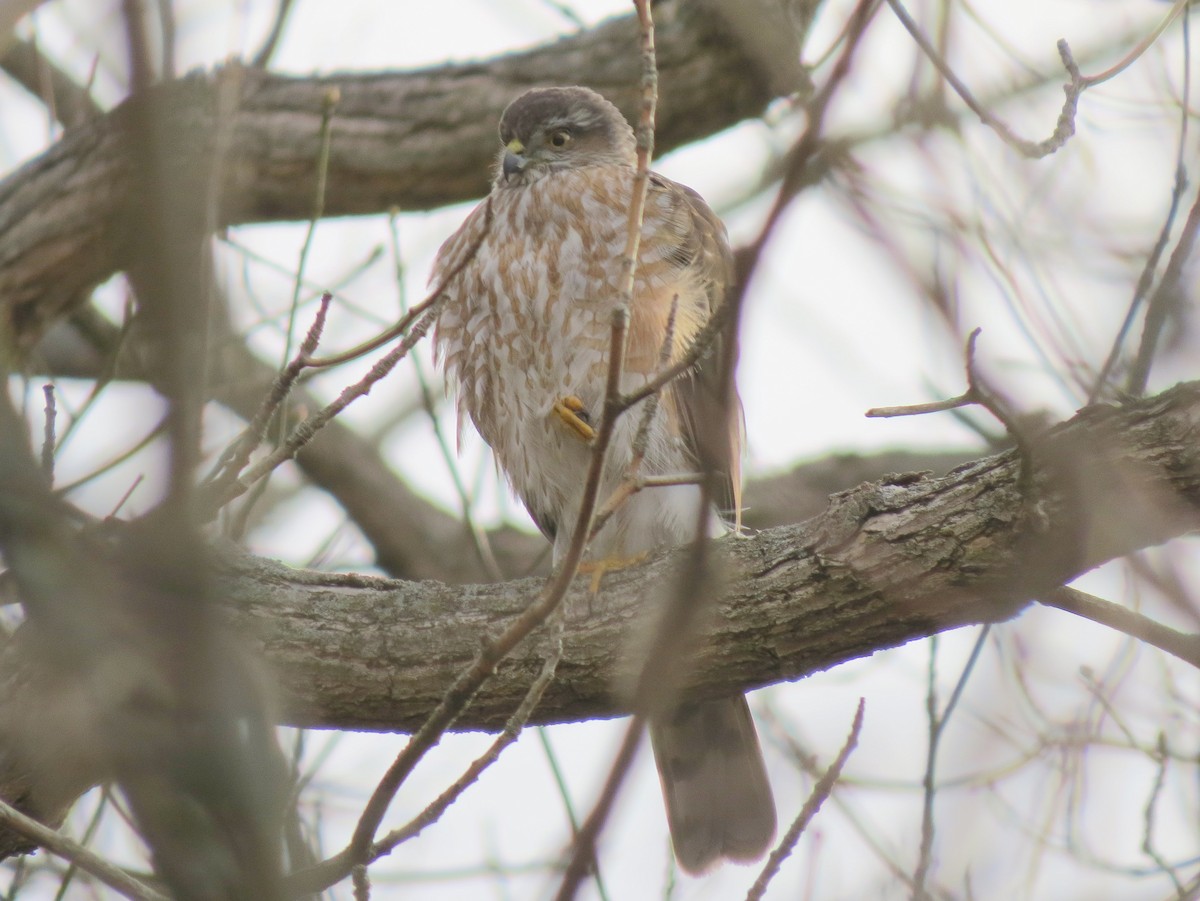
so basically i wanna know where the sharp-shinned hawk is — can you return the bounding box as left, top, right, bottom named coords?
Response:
left=433, top=85, right=775, bottom=874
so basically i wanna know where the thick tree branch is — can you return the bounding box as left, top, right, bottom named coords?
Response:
left=220, top=380, right=1200, bottom=732
left=0, top=0, right=792, bottom=349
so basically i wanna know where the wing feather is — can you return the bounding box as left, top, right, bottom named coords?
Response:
left=646, top=173, right=743, bottom=527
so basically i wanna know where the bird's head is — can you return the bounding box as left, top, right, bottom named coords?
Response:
left=495, top=86, right=636, bottom=186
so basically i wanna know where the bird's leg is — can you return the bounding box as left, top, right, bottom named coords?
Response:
left=552, top=395, right=596, bottom=442
left=578, top=551, right=649, bottom=593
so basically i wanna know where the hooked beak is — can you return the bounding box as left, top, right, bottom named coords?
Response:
left=502, top=139, right=526, bottom=179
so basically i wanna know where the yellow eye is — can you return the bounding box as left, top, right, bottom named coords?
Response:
left=549, top=130, right=571, bottom=148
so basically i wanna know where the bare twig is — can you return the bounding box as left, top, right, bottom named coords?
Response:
left=1128, top=181, right=1200, bottom=396
left=108, top=473, right=145, bottom=520
left=615, top=292, right=733, bottom=412
left=745, top=699, right=866, bottom=901
left=553, top=5, right=660, bottom=894
left=588, top=295, right=679, bottom=541
left=562, top=2, right=878, bottom=893
left=865, top=329, right=985, bottom=419
left=884, top=0, right=1089, bottom=157
left=201, top=199, right=495, bottom=516
left=536, top=729, right=612, bottom=901
left=351, top=863, right=369, bottom=901
left=1039, top=587, right=1200, bottom=669
left=202, top=292, right=332, bottom=500
left=553, top=717, right=647, bottom=901
left=317, top=303, right=634, bottom=892
left=1088, top=2, right=1192, bottom=402
left=762, top=708, right=927, bottom=894
left=0, top=797, right=168, bottom=901
left=867, top=329, right=992, bottom=419
left=363, top=610, right=566, bottom=861
left=250, top=0, right=298, bottom=68
left=912, top=629, right=990, bottom=898
left=283, top=88, right=339, bottom=369
left=1077, top=0, right=1191, bottom=88
left=293, top=192, right=492, bottom=374
left=39, top=384, right=55, bottom=483
left=0, top=37, right=104, bottom=129
left=866, top=329, right=1035, bottom=491
left=1142, top=733, right=1188, bottom=897
left=866, top=328, right=1023, bottom=435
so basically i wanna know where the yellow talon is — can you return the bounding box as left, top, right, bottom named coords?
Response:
left=553, top=395, right=596, bottom=442
left=579, top=552, right=649, bottom=593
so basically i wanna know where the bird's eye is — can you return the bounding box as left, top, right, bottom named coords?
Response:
left=549, top=130, right=571, bottom=148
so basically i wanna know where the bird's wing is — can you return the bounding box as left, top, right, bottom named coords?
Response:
left=644, top=172, right=743, bottom=526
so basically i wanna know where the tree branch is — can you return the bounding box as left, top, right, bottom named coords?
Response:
left=0, top=0, right=793, bottom=350
left=215, top=381, right=1200, bottom=733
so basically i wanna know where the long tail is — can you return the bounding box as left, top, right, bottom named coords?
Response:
left=650, top=694, right=776, bottom=874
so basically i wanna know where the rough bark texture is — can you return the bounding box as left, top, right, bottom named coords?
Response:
left=212, top=381, right=1199, bottom=732
left=0, top=0, right=795, bottom=350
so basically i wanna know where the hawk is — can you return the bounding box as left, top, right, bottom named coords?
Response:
left=433, top=86, right=775, bottom=873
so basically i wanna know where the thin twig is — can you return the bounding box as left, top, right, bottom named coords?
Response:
left=282, top=88, right=339, bottom=370
left=318, top=313, right=631, bottom=890
left=588, top=295, right=679, bottom=541
left=1078, top=0, right=1190, bottom=88
left=566, top=1, right=877, bottom=892
left=0, top=37, right=105, bottom=128
left=867, top=328, right=983, bottom=418
left=1128, top=182, right=1200, bottom=395
left=913, top=637, right=940, bottom=900
left=912, top=628, right=990, bottom=898
left=363, top=609, right=566, bottom=860
left=762, top=706, right=925, bottom=891
left=1039, top=587, right=1200, bottom=669
left=1087, top=0, right=1193, bottom=402
left=536, top=728, right=612, bottom=901
left=296, top=194, right=492, bottom=373
left=201, top=292, right=332, bottom=503
left=745, top=699, right=866, bottom=901
left=202, top=199, right=495, bottom=516
left=351, top=864, right=369, bottom=901
left=250, top=0, right=297, bottom=68
left=52, top=787, right=113, bottom=901
left=40, top=384, right=56, bottom=484
left=1142, top=733, right=1187, bottom=898
left=0, top=798, right=169, bottom=901
left=54, top=415, right=165, bottom=498
left=866, top=329, right=1035, bottom=491
left=108, top=474, right=145, bottom=520
left=615, top=293, right=733, bottom=412
left=553, top=716, right=647, bottom=901
left=884, top=0, right=1089, bottom=157
left=553, top=5, right=659, bottom=894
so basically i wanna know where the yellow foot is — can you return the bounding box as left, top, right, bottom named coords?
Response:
left=579, top=552, right=649, bottom=593
left=552, top=395, right=596, bottom=442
